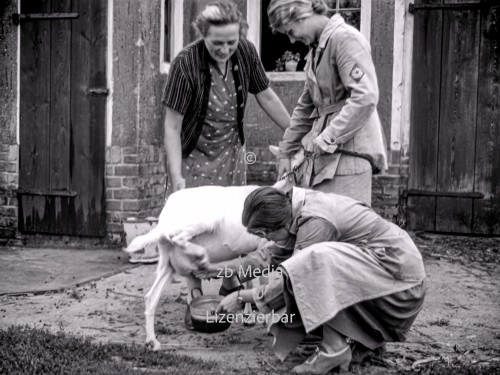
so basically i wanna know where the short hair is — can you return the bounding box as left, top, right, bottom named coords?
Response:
left=193, top=0, right=248, bottom=38
left=242, top=187, right=292, bottom=232
left=267, top=0, right=328, bottom=32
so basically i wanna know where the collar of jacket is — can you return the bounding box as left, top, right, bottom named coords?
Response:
left=317, top=14, right=346, bottom=50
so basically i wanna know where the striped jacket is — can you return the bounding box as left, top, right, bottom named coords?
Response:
left=162, top=38, right=269, bottom=158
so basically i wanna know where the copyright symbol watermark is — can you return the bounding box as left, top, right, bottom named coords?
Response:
left=245, top=152, right=257, bottom=164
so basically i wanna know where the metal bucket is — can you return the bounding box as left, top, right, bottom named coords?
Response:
left=189, top=288, right=231, bottom=333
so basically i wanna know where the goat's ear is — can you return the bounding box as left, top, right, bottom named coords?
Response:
left=269, top=145, right=280, bottom=157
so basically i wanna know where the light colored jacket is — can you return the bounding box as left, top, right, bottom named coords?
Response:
left=279, top=15, right=387, bottom=185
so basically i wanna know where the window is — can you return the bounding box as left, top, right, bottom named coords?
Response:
left=160, top=0, right=183, bottom=74
left=260, top=0, right=309, bottom=72
left=326, top=0, right=361, bottom=30
left=254, top=0, right=364, bottom=74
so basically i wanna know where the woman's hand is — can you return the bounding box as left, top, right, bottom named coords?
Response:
left=170, top=175, right=186, bottom=192
left=216, top=292, right=243, bottom=315
left=313, top=133, right=339, bottom=154
left=192, top=261, right=237, bottom=280
left=192, top=266, right=223, bottom=280
left=277, top=158, right=292, bottom=181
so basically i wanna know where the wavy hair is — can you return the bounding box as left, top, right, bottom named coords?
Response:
left=193, top=0, right=248, bottom=38
left=267, top=0, right=328, bottom=32
left=242, top=187, right=292, bottom=233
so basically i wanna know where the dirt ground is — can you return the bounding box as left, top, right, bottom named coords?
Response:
left=1, top=232, right=499, bottom=374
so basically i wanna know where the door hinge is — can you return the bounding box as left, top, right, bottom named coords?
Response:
left=409, top=2, right=484, bottom=14
left=87, top=88, right=109, bottom=97
left=405, top=189, right=484, bottom=199
left=17, top=189, right=78, bottom=197
left=12, top=12, right=79, bottom=26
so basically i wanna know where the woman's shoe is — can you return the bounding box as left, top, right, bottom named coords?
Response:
left=292, top=345, right=352, bottom=374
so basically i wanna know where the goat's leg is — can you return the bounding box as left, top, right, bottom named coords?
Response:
left=144, top=257, right=173, bottom=351
left=169, top=222, right=211, bottom=244
left=242, top=279, right=256, bottom=326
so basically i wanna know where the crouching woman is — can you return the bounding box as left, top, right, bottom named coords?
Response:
left=217, top=187, right=426, bottom=374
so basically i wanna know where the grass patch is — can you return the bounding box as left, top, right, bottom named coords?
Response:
left=0, top=325, right=236, bottom=375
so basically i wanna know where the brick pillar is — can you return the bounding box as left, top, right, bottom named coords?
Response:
left=0, top=146, right=19, bottom=239
left=105, top=146, right=166, bottom=244
left=0, top=0, right=19, bottom=240
left=105, top=0, right=167, bottom=244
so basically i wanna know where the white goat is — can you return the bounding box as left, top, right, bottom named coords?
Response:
left=124, top=185, right=273, bottom=350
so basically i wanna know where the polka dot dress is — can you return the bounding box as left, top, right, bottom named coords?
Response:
left=170, top=60, right=247, bottom=192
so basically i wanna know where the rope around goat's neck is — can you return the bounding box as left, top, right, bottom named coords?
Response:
left=278, top=153, right=317, bottom=181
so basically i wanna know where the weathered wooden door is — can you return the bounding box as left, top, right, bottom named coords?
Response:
left=407, top=0, right=499, bottom=235
left=18, top=0, right=107, bottom=236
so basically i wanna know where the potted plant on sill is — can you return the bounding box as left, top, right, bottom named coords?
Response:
left=275, top=51, right=301, bottom=72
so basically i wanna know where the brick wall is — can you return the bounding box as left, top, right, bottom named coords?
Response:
left=0, top=145, right=18, bottom=239
left=372, top=150, right=409, bottom=223
left=105, top=146, right=166, bottom=244
left=0, top=0, right=19, bottom=240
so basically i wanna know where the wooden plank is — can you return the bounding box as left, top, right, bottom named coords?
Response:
left=18, top=13, right=79, bottom=21
left=435, top=4, right=480, bottom=233
left=436, top=197, right=473, bottom=233
left=437, top=5, right=479, bottom=192
left=444, top=0, right=480, bottom=4
left=87, top=0, right=107, bottom=236
left=19, top=0, right=51, bottom=191
left=406, top=196, right=436, bottom=231
left=70, top=0, right=107, bottom=236
left=49, top=0, right=71, bottom=191
left=70, top=0, right=94, bottom=235
left=19, top=196, right=75, bottom=235
left=19, top=0, right=52, bottom=234
left=473, top=3, right=500, bottom=235
left=407, top=0, right=443, bottom=231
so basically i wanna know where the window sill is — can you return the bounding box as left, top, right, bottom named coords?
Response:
left=267, top=71, right=306, bottom=81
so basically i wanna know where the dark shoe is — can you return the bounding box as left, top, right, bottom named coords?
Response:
left=300, top=327, right=323, bottom=346
left=184, top=305, right=194, bottom=331
left=292, top=346, right=351, bottom=374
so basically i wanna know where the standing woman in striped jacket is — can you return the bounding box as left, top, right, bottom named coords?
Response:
left=162, top=0, right=290, bottom=194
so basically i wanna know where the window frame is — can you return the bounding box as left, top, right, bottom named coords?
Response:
left=160, top=0, right=184, bottom=74
left=247, top=0, right=371, bottom=80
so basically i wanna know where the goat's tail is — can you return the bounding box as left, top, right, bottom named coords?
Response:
left=124, top=227, right=163, bottom=253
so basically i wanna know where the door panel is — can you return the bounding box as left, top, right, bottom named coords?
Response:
left=19, top=0, right=107, bottom=236
left=50, top=0, right=72, bottom=191
left=19, top=0, right=51, bottom=193
left=408, top=0, right=499, bottom=235
left=473, top=3, right=500, bottom=234
left=407, top=0, right=443, bottom=230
